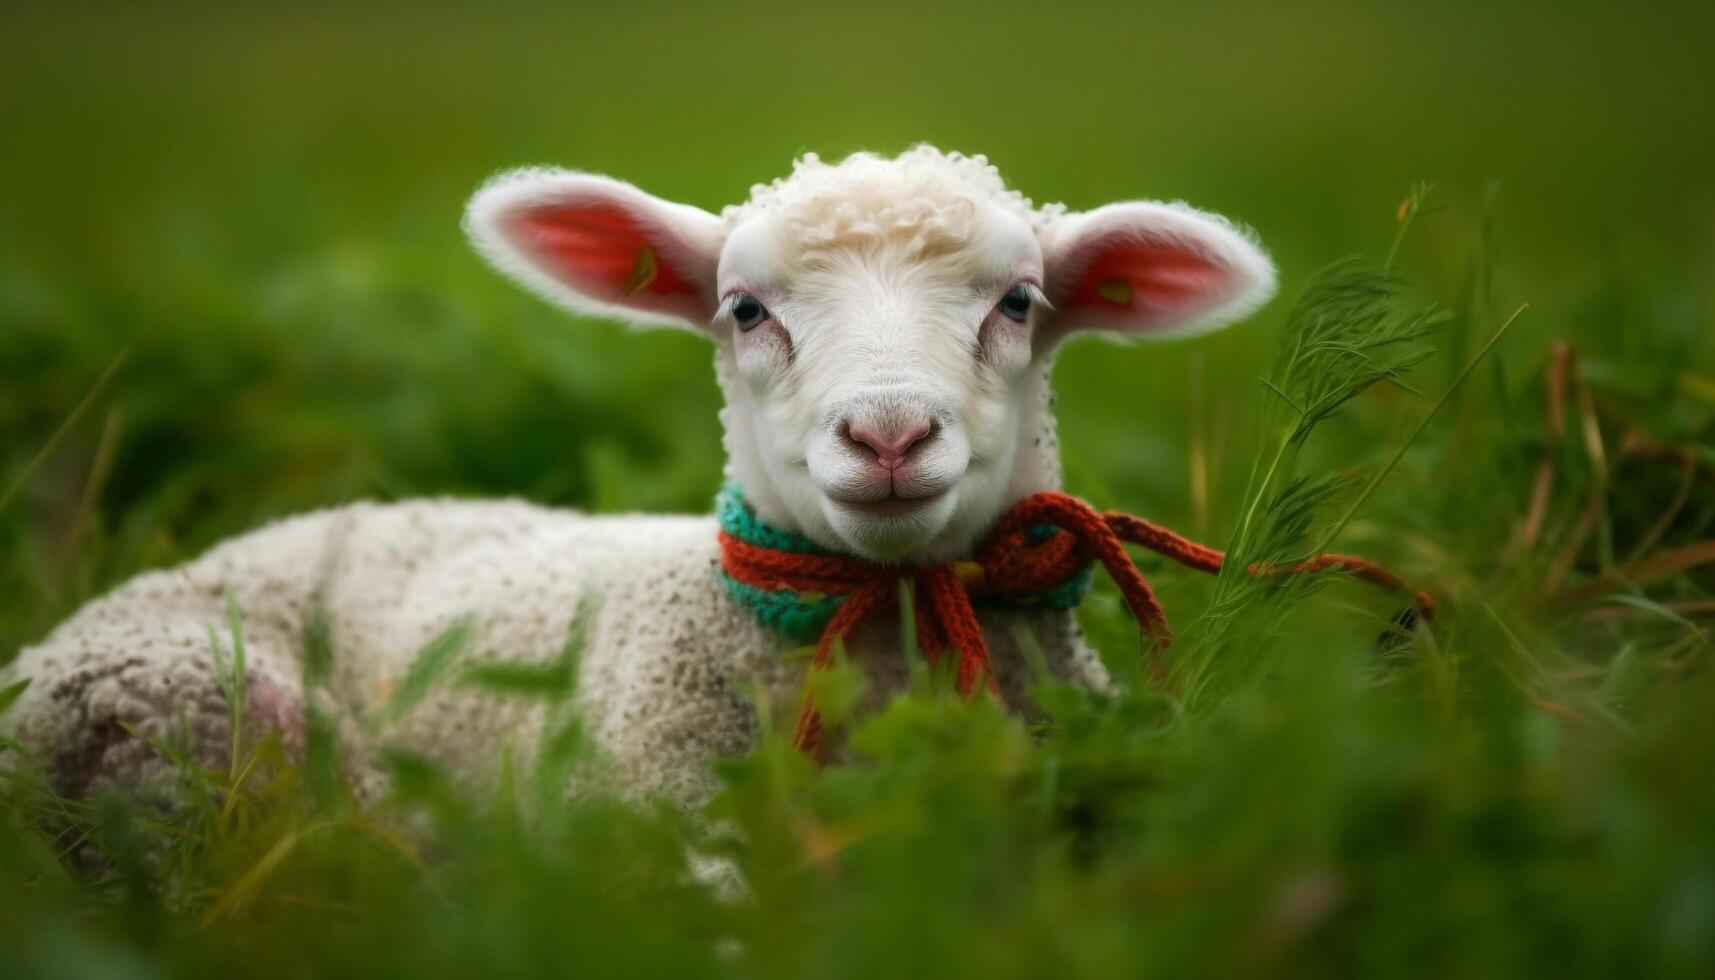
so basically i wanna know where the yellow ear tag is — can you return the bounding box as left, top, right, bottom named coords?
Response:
left=1096, top=278, right=1133, bottom=306
left=623, top=245, right=658, bottom=295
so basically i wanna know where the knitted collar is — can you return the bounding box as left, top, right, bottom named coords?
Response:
left=715, top=483, right=1095, bottom=644
left=713, top=482, right=1433, bottom=757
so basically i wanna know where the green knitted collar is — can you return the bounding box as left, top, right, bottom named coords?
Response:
left=715, top=483, right=1093, bottom=645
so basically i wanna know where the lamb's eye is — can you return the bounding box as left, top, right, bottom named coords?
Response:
left=998, top=284, right=1033, bottom=322
left=732, top=293, right=769, bottom=331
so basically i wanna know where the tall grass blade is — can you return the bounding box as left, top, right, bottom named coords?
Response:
left=1178, top=244, right=1451, bottom=706
left=377, top=617, right=475, bottom=728
left=1312, top=303, right=1529, bottom=554
left=0, top=678, right=28, bottom=717
left=0, top=347, right=131, bottom=515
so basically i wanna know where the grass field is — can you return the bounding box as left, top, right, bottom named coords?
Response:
left=3, top=2, right=1714, bottom=977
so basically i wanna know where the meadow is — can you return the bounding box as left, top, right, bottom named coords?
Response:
left=2, top=2, right=1713, bottom=977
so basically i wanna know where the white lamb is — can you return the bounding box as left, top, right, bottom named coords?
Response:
left=0, top=146, right=1276, bottom=805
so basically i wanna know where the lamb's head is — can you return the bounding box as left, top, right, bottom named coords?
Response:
left=465, top=147, right=1275, bottom=562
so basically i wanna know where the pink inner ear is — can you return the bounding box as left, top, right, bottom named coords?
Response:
left=1065, top=239, right=1229, bottom=327
left=507, top=200, right=701, bottom=306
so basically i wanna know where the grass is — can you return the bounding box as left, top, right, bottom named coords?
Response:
left=2, top=2, right=1714, bottom=977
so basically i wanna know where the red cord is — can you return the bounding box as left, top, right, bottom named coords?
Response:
left=721, top=490, right=1434, bottom=758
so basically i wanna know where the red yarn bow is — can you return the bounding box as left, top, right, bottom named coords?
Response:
left=718, top=490, right=1434, bottom=758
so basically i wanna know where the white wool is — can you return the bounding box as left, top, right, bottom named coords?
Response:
left=0, top=500, right=1103, bottom=805
left=723, top=145, right=1064, bottom=257
left=2, top=146, right=1275, bottom=807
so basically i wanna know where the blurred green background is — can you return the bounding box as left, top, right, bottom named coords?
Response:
left=2, top=2, right=1714, bottom=977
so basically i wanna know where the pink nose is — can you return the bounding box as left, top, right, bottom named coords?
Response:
left=844, top=419, right=933, bottom=469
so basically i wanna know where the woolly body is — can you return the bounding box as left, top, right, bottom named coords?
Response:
left=2, top=146, right=1274, bottom=804
left=1, top=500, right=1100, bottom=804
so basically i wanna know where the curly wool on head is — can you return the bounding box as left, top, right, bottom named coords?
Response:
left=722, top=145, right=1067, bottom=258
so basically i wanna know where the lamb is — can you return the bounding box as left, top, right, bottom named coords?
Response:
left=0, top=146, right=1276, bottom=805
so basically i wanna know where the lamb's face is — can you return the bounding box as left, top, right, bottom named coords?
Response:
left=710, top=194, right=1048, bottom=560
left=465, top=147, right=1277, bottom=561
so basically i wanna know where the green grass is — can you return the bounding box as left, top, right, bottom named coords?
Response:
left=3, top=2, right=1714, bottom=977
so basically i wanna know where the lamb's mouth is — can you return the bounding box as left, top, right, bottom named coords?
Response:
left=826, top=489, right=949, bottom=519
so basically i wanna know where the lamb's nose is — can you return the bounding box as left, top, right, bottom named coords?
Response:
left=843, top=419, right=934, bottom=470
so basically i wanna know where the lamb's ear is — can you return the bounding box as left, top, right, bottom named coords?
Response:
left=464, top=168, right=725, bottom=332
left=1038, top=202, right=1275, bottom=345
